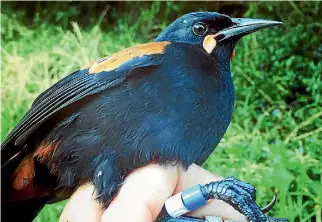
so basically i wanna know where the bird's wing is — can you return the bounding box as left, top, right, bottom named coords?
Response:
left=1, top=41, right=171, bottom=163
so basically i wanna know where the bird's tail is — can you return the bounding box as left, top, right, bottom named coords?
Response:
left=1, top=151, right=47, bottom=222
left=1, top=198, right=47, bottom=222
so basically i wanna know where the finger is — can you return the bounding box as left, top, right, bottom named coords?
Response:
left=176, top=164, right=246, bottom=221
left=61, top=164, right=247, bottom=222
left=101, top=163, right=179, bottom=222
left=59, top=184, right=104, bottom=222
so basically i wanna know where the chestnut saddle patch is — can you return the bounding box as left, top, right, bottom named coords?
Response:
left=88, top=41, right=170, bottom=74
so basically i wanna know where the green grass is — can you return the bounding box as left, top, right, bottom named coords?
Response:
left=1, top=2, right=321, bottom=222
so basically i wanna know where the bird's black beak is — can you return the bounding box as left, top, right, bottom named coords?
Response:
left=214, top=18, right=282, bottom=42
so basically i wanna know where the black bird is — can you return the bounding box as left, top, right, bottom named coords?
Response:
left=1, top=12, right=282, bottom=222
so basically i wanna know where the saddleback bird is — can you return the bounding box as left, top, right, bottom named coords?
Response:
left=2, top=12, right=283, bottom=222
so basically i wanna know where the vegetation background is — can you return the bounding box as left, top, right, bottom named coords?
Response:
left=1, top=1, right=321, bottom=221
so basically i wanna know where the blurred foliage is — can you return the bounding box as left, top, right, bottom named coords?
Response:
left=1, top=1, right=321, bottom=222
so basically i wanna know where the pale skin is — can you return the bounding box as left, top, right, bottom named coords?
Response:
left=60, top=164, right=247, bottom=222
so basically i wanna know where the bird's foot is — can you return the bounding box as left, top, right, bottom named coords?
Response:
left=201, top=177, right=270, bottom=222
left=158, top=176, right=289, bottom=222
left=156, top=215, right=289, bottom=222
left=265, top=217, right=289, bottom=222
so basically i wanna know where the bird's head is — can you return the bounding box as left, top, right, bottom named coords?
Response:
left=155, top=12, right=281, bottom=62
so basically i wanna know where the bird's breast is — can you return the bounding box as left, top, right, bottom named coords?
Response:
left=130, top=45, right=235, bottom=166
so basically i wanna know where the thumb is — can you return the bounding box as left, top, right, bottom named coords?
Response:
left=101, top=164, right=179, bottom=222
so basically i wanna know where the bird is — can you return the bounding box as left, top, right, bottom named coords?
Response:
left=1, top=12, right=282, bottom=222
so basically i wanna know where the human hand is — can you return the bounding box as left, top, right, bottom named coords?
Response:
left=60, top=164, right=246, bottom=222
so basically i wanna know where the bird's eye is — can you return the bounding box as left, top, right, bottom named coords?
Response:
left=192, top=23, right=208, bottom=36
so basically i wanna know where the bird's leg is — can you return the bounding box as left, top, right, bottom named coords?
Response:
left=156, top=176, right=289, bottom=222
left=94, top=172, right=126, bottom=208
left=92, top=157, right=127, bottom=208
left=200, top=177, right=265, bottom=222
left=265, top=217, right=289, bottom=222
left=156, top=215, right=289, bottom=222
